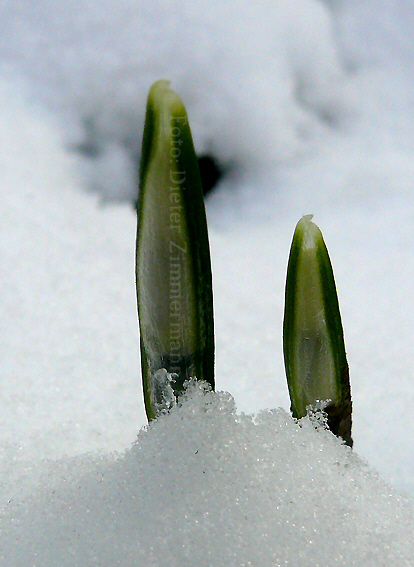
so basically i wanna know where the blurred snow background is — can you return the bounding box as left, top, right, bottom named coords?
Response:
left=2, top=0, right=414, bottom=563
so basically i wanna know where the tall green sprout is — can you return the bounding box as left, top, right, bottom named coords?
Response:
left=283, top=215, right=352, bottom=446
left=136, top=80, right=214, bottom=421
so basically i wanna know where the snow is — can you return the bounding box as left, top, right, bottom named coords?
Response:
left=0, top=0, right=352, bottom=200
left=3, top=383, right=414, bottom=566
left=0, top=77, right=141, bottom=464
left=2, top=0, right=414, bottom=564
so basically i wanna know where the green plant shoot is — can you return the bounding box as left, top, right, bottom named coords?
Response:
left=136, top=80, right=214, bottom=421
left=283, top=215, right=352, bottom=446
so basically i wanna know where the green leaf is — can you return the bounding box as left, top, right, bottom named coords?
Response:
left=136, top=80, right=214, bottom=421
left=283, top=215, right=352, bottom=446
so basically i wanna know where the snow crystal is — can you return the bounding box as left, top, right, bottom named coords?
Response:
left=150, top=369, right=178, bottom=415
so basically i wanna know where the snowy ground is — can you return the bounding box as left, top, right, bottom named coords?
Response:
left=2, top=0, right=414, bottom=564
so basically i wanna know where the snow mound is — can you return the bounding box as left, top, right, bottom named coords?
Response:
left=2, top=383, right=413, bottom=566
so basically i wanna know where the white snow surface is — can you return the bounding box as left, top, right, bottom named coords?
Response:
left=2, top=0, right=414, bottom=564
left=3, top=382, right=414, bottom=566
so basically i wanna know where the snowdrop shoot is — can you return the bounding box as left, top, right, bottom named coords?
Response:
left=283, top=215, right=352, bottom=446
left=136, top=80, right=214, bottom=421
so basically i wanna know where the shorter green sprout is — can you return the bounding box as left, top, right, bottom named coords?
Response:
left=136, top=80, right=214, bottom=421
left=283, top=215, right=352, bottom=446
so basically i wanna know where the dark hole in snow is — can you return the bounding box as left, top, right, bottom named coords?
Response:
left=197, top=154, right=224, bottom=196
